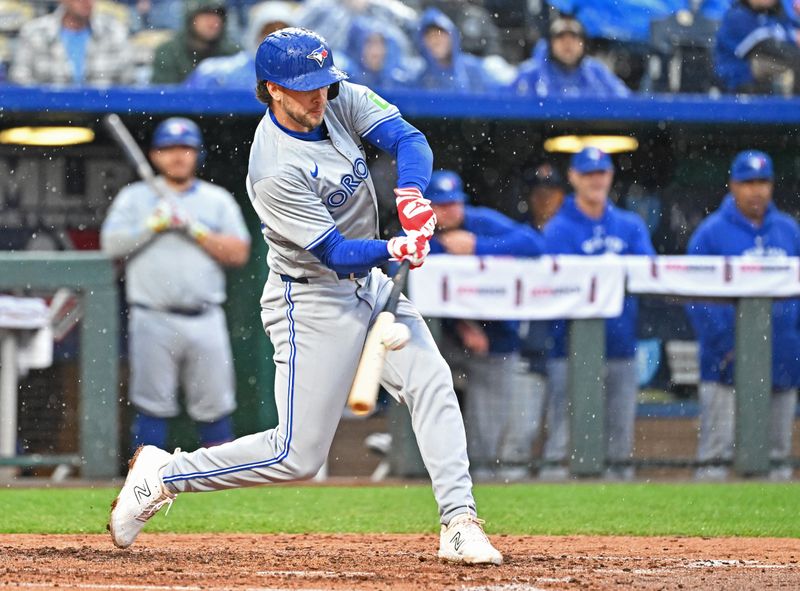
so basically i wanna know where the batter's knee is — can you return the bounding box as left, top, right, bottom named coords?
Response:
left=281, top=451, right=327, bottom=481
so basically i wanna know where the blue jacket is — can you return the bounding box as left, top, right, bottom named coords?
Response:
left=414, top=8, right=497, bottom=93
left=715, top=0, right=798, bottom=91
left=510, top=39, right=630, bottom=98
left=547, top=0, right=731, bottom=43
left=543, top=195, right=656, bottom=359
left=685, top=195, right=800, bottom=388
left=343, top=17, right=415, bottom=91
left=431, top=205, right=544, bottom=355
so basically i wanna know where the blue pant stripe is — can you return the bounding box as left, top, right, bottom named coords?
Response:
left=163, top=282, right=296, bottom=483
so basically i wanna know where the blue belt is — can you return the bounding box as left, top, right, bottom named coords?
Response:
left=279, top=272, right=368, bottom=283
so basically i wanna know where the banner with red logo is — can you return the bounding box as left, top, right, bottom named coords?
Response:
left=408, top=255, right=626, bottom=320
left=626, top=256, right=800, bottom=297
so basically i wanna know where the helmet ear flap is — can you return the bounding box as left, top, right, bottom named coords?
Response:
left=328, top=82, right=340, bottom=99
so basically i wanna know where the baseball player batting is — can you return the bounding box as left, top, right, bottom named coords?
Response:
left=109, top=27, right=502, bottom=565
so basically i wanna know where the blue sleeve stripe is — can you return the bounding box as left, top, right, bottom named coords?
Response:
left=303, top=224, right=337, bottom=250
left=362, top=111, right=401, bottom=138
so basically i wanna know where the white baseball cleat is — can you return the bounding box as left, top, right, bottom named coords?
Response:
left=438, top=513, right=503, bottom=565
left=108, top=445, right=178, bottom=549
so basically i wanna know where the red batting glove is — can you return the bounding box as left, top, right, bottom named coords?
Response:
left=394, top=187, right=437, bottom=238
left=387, top=231, right=431, bottom=269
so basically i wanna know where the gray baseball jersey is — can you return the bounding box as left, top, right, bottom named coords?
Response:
left=101, top=179, right=250, bottom=421
left=161, top=82, right=479, bottom=526
left=101, top=179, right=250, bottom=309
left=246, top=81, right=396, bottom=277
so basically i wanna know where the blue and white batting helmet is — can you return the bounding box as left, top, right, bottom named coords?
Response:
left=152, top=117, right=203, bottom=150
left=255, top=27, right=348, bottom=98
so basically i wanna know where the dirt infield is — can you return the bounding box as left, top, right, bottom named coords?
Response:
left=1, top=533, right=798, bottom=590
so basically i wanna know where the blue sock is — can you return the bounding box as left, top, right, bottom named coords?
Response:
left=131, top=412, right=168, bottom=452
left=197, top=415, right=234, bottom=447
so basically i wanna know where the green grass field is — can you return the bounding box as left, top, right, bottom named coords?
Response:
left=1, top=483, right=798, bottom=537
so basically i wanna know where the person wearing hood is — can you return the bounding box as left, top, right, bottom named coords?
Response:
left=185, top=1, right=299, bottom=89
left=715, top=0, right=800, bottom=95
left=414, top=7, right=500, bottom=92
left=540, top=148, right=654, bottom=481
left=686, top=151, right=800, bottom=481
left=151, top=0, right=239, bottom=84
left=343, top=16, right=416, bottom=90
left=509, top=16, right=630, bottom=98
left=10, top=0, right=134, bottom=86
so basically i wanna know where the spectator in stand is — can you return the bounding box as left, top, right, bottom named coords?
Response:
left=510, top=16, right=630, bottom=98
left=426, top=170, right=545, bottom=480
left=414, top=7, right=502, bottom=92
left=10, top=0, right=134, bottom=86
left=686, top=150, right=799, bottom=481
left=343, top=17, right=417, bottom=89
left=299, top=0, right=417, bottom=59
left=151, top=0, right=239, bottom=84
left=540, top=147, right=655, bottom=481
left=418, top=0, right=502, bottom=56
left=715, top=0, right=800, bottom=95
left=185, top=1, right=299, bottom=89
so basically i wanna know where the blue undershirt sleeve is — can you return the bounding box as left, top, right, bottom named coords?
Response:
left=363, top=117, right=433, bottom=191
left=309, top=228, right=390, bottom=275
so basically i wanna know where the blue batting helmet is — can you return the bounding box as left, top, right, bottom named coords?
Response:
left=255, top=27, right=348, bottom=99
left=425, top=170, right=469, bottom=204
left=152, top=117, right=203, bottom=150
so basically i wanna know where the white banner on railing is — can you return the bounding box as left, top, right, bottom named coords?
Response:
left=408, top=254, right=626, bottom=320
left=626, top=256, right=800, bottom=297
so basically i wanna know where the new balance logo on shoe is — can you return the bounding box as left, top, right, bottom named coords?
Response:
left=133, top=481, right=152, bottom=504
left=450, top=532, right=464, bottom=552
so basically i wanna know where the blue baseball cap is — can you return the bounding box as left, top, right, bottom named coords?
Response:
left=425, top=170, right=468, bottom=204
left=152, top=117, right=203, bottom=150
left=730, top=150, right=773, bottom=182
left=570, top=147, right=613, bottom=174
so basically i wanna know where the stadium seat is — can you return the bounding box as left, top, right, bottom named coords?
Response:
left=0, top=0, right=35, bottom=35
left=95, top=0, right=131, bottom=29
left=645, top=10, right=720, bottom=93
left=131, top=29, right=174, bottom=85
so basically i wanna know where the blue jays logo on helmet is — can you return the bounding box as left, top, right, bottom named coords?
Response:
left=255, top=27, right=348, bottom=98
left=152, top=117, right=203, bottom=150
left=307, top=45, right=329, bottom=67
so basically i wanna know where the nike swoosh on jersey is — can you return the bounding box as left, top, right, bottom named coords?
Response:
left=310, top=163, right=319, bottom=178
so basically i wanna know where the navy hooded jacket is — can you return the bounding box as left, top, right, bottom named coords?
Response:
left=414, top=7, right=497, bottom=93
left=686, top=195, right=800, bottom=388
left=510, top=39, right=630, bottom=98
left=543, top=195, right=655, bottom=359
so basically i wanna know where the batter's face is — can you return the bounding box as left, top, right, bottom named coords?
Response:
left=150, top=145, right=199, bottom=183
left=431, top=201, right=465, bottom=231
left=268, top=82, right=328, bottom=132
left=731, top=179, right=772, bottom=224
left=569, top=169, right=613, bottom=209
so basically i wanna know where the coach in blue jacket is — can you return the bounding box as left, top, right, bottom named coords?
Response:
left=426, top=170, right=544, bottom=480
left=686, top=150, right=799, bottom=480
left=540, top=148, right=655, bottom=481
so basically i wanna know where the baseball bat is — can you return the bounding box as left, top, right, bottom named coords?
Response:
left=103, top=114, right=172, bottom=202
left=347, top=260, right=411, bottom=416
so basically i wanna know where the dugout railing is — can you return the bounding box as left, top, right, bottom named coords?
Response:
left=0, top=252, right=118, bottom=478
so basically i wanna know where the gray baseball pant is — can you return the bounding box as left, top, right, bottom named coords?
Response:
left=696, top=382, right=797, bottom=473
left=542, top=357, right=638, bottom=470
left=161, top=268, right=475, bottom=525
